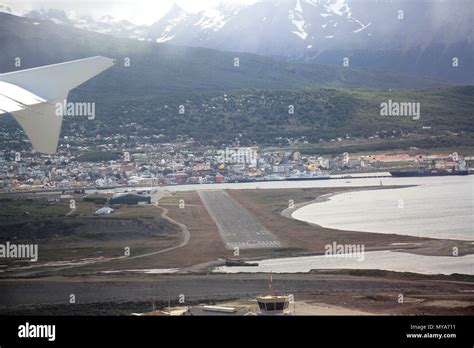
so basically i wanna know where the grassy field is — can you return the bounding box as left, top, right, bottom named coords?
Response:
left=0, top=192, right=180, bottom=266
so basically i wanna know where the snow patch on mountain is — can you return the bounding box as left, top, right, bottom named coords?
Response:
left=295, top=0, right=304, bottom=12
left=157, top=34, right=175, bottom=43
left=353, top=20, right=371, bottom=33
left=289, top=0, right=308, bottom=40
left=20, top=7, right=148, bottom=39
left=195, top=9, right=228, bottom=31
left=156, top=24, right=177, bottom=42
left=325, top=0, right=350, bottom=17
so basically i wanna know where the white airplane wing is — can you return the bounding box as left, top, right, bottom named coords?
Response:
left=0, top=56, right=116, bottom=154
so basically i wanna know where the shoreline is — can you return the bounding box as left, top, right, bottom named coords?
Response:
left=281, top=185, right=474, bottom=245
left=281, top=192, right=337, bottom=221
left=226, top=186, right=474, bottom=260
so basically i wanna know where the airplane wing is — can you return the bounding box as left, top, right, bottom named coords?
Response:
left=4, top=100, right=65, bottom=155
left=0, top=56, right=116, bottom=154
left=0, top=81, right=46, bottom=114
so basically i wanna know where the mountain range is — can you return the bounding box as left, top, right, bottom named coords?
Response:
left=9, top=0, right=474, bottom=84
left=22, top=8, right=148, bottom=39
left=0, top=12, right=440, bottom=92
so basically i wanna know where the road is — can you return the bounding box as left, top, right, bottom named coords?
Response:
left=1, top=273, right=472, bottom=315
left=2, top=193, right=190, bottom=278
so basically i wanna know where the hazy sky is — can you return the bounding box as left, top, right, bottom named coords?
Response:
left=3, top=0, right=258, bottom=25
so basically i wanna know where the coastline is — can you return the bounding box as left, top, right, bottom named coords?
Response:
left=286, top=181, right=474, bottom=242
left=227, top=186, right=474, bottom=260
left=281, top=192, right=337, bottom=221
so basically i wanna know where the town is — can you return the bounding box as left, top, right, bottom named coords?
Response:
left=0, top=137, right=470, bottom=191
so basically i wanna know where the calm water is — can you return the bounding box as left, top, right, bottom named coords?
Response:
left=214, top=251, right=474, bottom=275
left=292, top=175, right=474, bottom=241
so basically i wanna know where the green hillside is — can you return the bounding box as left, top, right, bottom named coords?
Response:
left=63, top=86, right=474, bottom=147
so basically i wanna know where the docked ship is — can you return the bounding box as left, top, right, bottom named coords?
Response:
left=390, top=168, right=469, bottom=177
left=390, top=160, right=469, bottom=177
left=225, top=259, right=259, bottom=267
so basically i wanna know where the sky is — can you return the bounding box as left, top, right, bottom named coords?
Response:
left=2, top=0, right=258, bottom=25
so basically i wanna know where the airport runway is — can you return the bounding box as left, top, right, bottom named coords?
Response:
left=198, top=190, right=281, bottom=249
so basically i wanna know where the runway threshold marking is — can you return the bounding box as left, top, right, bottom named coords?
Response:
left=198, top=190, right=282, bottom=250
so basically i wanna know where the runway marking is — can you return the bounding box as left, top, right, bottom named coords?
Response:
left=198, top=190, right=282, bottom=250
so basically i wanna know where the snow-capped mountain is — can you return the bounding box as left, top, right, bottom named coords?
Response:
left=145, top=0, right=473, bottom=83
left=23, top=8, right=148, bottom=39
left=2, top=0, right=472, bottom=83
left=147, top=0, right=473, bottom=53
left=147, top=0, right=372, bottom=54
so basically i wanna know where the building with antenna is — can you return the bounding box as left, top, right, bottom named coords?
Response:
left=256, top=272, right=295, bottom=315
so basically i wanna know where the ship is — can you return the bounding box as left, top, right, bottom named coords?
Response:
left=390, top=158, right=469, bottom=177
left=225, top=259, right=259, bottom=267
left=390, top=168, right=469, bottom=177
left=390, top=160, right=469, bottom=177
